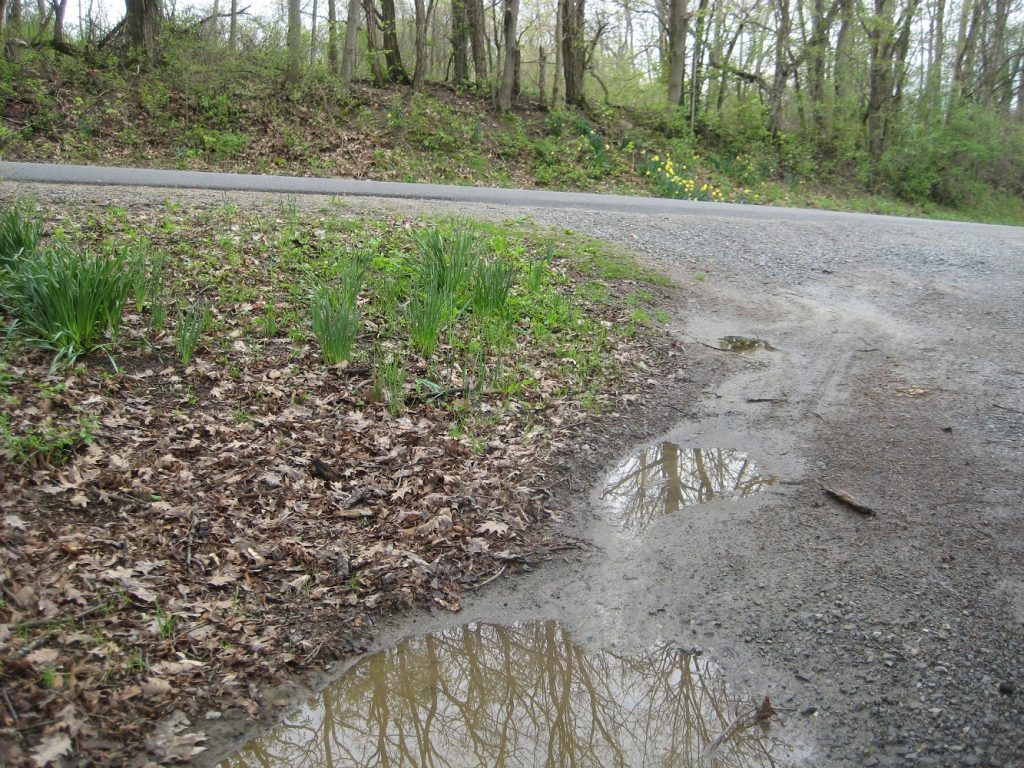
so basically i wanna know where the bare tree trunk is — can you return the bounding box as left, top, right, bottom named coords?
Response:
left=309, top=0, right=318, bottom=64
left=768, top=0, right=791, bottom=135
left=924, top=0, right=945, bottom=117
left=688, top=0, right=709, bottom=128
left=465, top=0, right=487, bottom=86
left=412, top=0, right=427, bottom=89
left=451, top=0, right=468, bottom=84
left=287, top=0, right=301, bottom=84
left=1, top=0, right=8, bottom=36
left=807, top=0, right=839, bottom=133
left=339, top=0, right=360, bottom=90
left=560, top=0, right=585, bottom=105
left=833, top=0, right=853, bottom=102
left=538, top=44, right=547, bottom=106
left=126, top=0, right=161, bottom=60
left=52, top=0, right=68, bottom=47
left=327, top=0, right=338, bottom=70
left=362, top=0, right=388, bottom=84
left=379, top=0, right=409, bottom=83
left=229, top=0, right=238, bottom=51
left=497, top=0, right=519, bottom=109
left=552, top=0, right=562, bottom=106
left=8, top=0, right=21, bottom=35
left=666, top=0, right=688, bottom=105
left=952, top=0, right=981, bottom=102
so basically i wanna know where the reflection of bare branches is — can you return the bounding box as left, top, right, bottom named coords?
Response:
left=601, top=444, right=776, bottom=534
left=226, top=621, right=792, bottom=768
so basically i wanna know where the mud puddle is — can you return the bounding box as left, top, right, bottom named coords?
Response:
left=223, top=619, right=794, bottom=768
left=720, top=336, right=776, bottom=352
left=601, top=444, right=776, bottom=535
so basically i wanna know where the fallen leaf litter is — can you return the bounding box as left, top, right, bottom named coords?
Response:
left=0, top=200, right=677, bottom=765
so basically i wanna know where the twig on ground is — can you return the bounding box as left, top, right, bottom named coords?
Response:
left=2, top=687, right=18, bottom=722
left=993, top=403, right=1024, bottom=415
left=469, top=565, right=507, bottom=591
left=822, top=486, right=876, bottom=516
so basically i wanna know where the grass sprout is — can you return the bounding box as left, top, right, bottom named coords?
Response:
left=175, top=298, right=211, bottom=365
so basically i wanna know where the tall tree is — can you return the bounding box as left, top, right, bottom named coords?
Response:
left=451, top=0, right=469, bottom=84
left=552, top=0, right=563, bottom=106
left=125, top=0, right=161, bottom=60
left=865, top=0, right=922, bottom=158
left=362, top=0, right=389, bottom=84
left=412, top=0, right=429, bottom=89
left=228, top=0, right=238, bottom=51
left=497, top=0, right=520, bottom=109
left=666, top=0, right=688, bottom=105
left=327, top=0, right=339, bottom=70
left=465, top=0, right=488, bottom=86
left=379, top=0, right=410, bottom=83
left=560, top=0, right=585, bottom=105
left=286, top=0, right=301, bottom=84
left=339, top=0, right=361, bottom=91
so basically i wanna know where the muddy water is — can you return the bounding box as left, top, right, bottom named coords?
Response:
left=601, top=444, right=776, bottom=535
left=719, top=336, right=776, bottom=352
left=223, top=620, right=791, bottom=768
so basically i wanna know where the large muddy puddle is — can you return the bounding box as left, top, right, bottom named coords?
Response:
left=601, top=444, right=776, bottom=535
left=223, top=620, right=792, bottom=768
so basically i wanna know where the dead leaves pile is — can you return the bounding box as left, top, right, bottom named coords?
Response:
left=0, top=205, right=673, bottom=766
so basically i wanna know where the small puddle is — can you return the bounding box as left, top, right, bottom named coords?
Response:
left=602, top=444, right=776, bottom=535
left=720, top=336, right=776, bottom=352
left=223, top=620, right=793, bottom=767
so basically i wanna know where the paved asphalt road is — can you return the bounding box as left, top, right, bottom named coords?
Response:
left=0, top=160, right=1012, bottom=232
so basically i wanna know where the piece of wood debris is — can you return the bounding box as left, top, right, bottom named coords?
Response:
left=822, top=486, right=876, bottom=516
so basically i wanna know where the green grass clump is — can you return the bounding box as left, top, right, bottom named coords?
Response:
left=175, top=298, right=211, bottom=365
left=407, top=282, right=452, bottom=359
left=413, top=222, right=479, bottom=306
left=472, top=258, right=516, bottom=317
left=310, top=259, right=366, bottom=364
left=0, top=205, right=43, bottom=269
left=0, top=244, right=136, bottom=367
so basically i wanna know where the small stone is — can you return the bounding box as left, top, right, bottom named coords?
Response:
left=204, top=710, right=222, bottom=720
left=800, top=706, right=817, bottom=717
left=997, top=681, right=1015, bottom=695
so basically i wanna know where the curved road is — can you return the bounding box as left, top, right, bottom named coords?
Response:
left=3, top=165, right=1023, bottom=767
left=0, top=160, right=1014, bottom=231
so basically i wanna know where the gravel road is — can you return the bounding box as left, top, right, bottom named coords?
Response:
left=4, top=179, right=1023, bottom=767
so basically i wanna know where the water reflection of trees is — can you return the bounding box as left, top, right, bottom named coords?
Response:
left=225, top=621, right=789, bottom=768
left=601, top=444, right=775, bottom=534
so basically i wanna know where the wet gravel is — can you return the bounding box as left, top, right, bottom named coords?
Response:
left=5, top=182, right=1024, bottom=766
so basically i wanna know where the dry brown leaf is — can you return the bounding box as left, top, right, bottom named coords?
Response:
left=477, top=520, right=511, bottom=536
left=31, top=732, right=72, bottom=767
